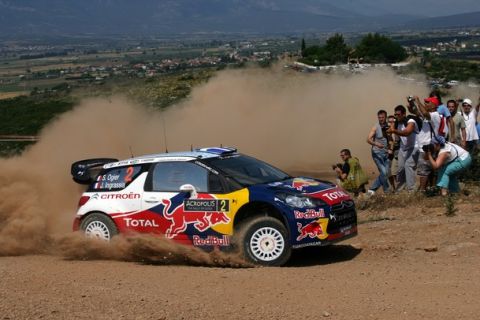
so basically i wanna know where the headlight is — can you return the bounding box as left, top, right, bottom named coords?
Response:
left=277, top=193, right=326, bottom=208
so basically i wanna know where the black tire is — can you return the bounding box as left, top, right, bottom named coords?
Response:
left=233, top=216, right=291, bottom=266
left=79, top=212, right=118, bottom=241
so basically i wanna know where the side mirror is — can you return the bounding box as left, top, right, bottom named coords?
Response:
left=179, top=184, right=198, bottom=199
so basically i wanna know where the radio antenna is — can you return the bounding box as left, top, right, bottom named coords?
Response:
left=160, top=110, right=169, bottom=153
left=129, top=146, right=134, bottom=158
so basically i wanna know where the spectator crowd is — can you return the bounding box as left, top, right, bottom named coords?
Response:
left=334, top=92, right=479, bottom=197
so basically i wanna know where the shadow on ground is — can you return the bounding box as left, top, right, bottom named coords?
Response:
left=286, top=245, right=362, bottom=267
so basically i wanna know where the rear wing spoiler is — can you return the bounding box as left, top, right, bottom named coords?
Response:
left=71, top=158, right=118, bottom=184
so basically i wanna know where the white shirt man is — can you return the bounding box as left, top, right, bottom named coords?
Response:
left=388, top=105, right=419, bottom=192
left=461, top=98, right=479, bottom=154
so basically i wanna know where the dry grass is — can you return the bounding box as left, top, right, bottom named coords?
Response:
left=0, top=92, right=27, bottom=100
left=355, top=188, right=480, bottom=227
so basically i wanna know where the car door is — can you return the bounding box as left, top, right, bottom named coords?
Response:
left=142, top=161, right=211, bottom=243
left=90, top=164, right=144, bottom=215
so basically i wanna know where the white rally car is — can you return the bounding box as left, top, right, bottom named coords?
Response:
left=71, top=147, right=357, bottom=266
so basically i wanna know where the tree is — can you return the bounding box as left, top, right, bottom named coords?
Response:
left=301, top=38, right=306, bottom=57
left=355, top=33, right=407, bottom=63
left=324, top=33, right=349, bottom=64
left=299, top=34, right=350, bottom=66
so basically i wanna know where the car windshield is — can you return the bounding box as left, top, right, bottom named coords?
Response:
left=205, top=154, right=290, bottom=186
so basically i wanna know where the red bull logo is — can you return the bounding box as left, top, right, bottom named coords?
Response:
left=292, top=178, right=320, bottom=191
left=192, top=235, right=230, bottom=246
left=162, top=199, right=230, bottom=239
left=296, top=218, right=329, bottom=241
left=294, top=209, right=325, bottom=219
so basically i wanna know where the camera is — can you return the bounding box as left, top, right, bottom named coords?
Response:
left=407, top=96, right=418, bottom=112
left=332, top=163, right=342, bottom=171
left=422, top=144, right=434, bottom=153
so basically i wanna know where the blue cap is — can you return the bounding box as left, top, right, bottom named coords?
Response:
left=432, top=136, right=446, bottom=145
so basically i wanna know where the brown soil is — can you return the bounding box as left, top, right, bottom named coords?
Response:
left=1, top=198, right=479, bottom=320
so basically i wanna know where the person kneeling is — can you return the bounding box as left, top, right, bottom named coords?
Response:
left=425, top=136, right=472, bottom=196
left=333, top=149, right=369, bottom=197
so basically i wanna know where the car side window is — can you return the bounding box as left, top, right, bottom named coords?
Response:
left=208, top=172, right=224, bottom=194
left=151, top=162, right=208, bottom=192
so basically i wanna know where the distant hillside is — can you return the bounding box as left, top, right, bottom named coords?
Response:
left=0, top=0, right=418, bottom=36
left=0, top=0, right=478, bottom=36
left=399, top=11, right=480, bottom=29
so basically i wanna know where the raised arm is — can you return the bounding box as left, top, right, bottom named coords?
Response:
left=414, top=96, right=430, bottom=120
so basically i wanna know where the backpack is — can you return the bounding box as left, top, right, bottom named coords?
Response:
left=437, top=114, right=447, bottom=136
left=406, top=115, right=423, bottom=132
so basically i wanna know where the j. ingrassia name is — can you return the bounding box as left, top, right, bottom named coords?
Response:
left=98, top=182, right=126, bottom=190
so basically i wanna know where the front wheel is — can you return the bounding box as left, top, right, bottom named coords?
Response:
left=79, top=213, right=118, bottom=241
left=234, top=216, right=291, bottom=266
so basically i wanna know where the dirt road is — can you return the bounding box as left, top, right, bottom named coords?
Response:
left=1, top=198, right=480, bottom=320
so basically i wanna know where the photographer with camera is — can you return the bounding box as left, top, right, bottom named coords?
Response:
left=425, top=136, right=471, bottom=196
left=333, top=149, right=369, bottom=197
left=387, top=115, right=399, bottom=191
left=366, top=109, right=390, bottom=195
left=412, top=95, right=447, bottom=192
left=387, top=105, right=420, bottom=192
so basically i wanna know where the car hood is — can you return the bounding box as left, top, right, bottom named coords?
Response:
left=265, top=177, right=335, bottom=193
left=263, top=177, right=352, bottom=205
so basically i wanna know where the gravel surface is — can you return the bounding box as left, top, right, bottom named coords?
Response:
left=1, top=201, right=480, bottom=320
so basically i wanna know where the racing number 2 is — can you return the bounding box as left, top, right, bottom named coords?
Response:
left=124, top=166, right=134, bottom=183
left=219, top=199, right=227, bottom=212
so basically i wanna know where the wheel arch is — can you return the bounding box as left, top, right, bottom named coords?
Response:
left=78, top=211, right=118, bottom=229
left=233, top=201, right=291, bottom=236
left=78, top=211, right=120, bottom=240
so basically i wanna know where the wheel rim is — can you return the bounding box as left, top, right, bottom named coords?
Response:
left=84, top=221, right=111, bottom=240
left=249, top=227, right=285, bottom=262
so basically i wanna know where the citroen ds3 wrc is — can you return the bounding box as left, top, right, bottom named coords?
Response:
left=71, top=147, right=357, bottom=266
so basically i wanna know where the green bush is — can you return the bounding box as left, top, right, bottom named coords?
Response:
left=0, top=96, right=75, bottom=156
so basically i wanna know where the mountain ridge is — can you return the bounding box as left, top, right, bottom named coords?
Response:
left=0, top=1, right=479, bottom=36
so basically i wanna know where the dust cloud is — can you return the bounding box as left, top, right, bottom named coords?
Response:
left=56, top=233, right=250, bottom=267
left=0, top=66, right=477, bottom=259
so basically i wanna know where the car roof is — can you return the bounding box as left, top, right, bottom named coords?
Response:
left=103, top=147, right=237, bottom=169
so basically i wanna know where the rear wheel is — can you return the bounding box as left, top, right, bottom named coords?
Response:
left=79, top=213, right=118, bottom=241
left=234, top=216, right=291, bottom=266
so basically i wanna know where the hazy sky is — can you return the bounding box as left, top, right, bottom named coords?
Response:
left=1, top=1, right=479, bottom=18
left=332, top=0, right=480, bottom=17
